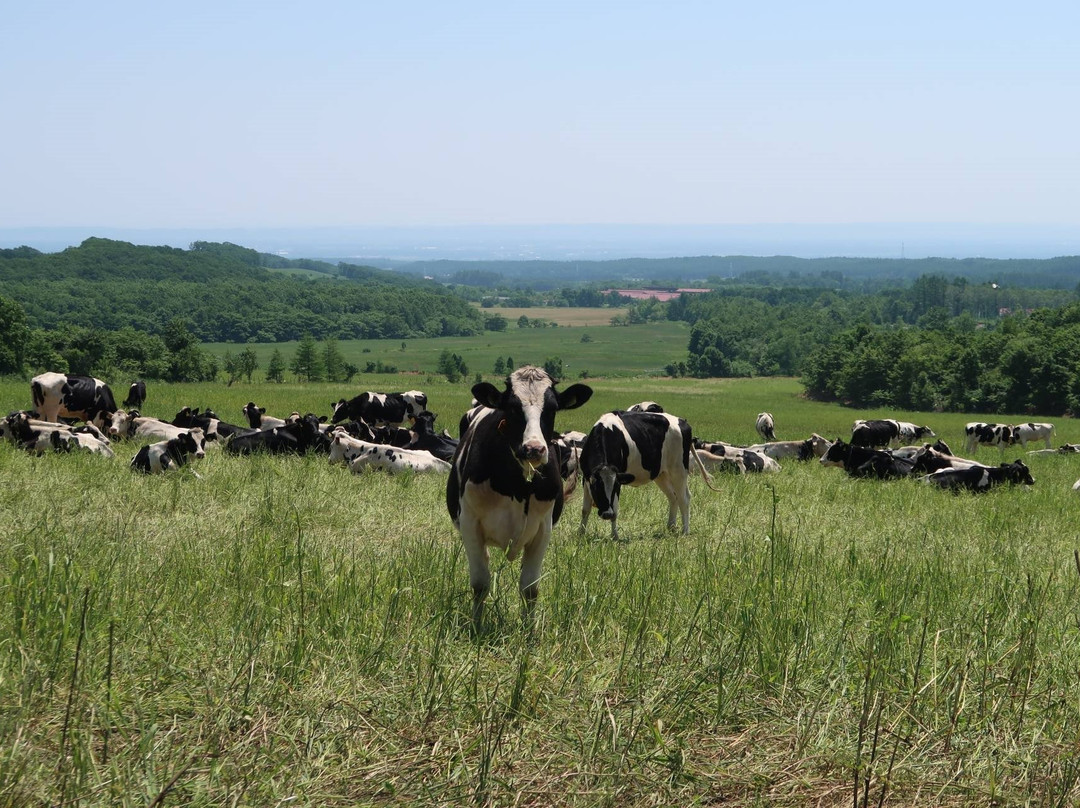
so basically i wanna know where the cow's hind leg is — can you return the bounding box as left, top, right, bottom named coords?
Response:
left=579, top=483, right=593, bottom=534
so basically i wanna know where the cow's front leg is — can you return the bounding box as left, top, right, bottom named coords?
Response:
left=579, top=482, right=593, bottom=534
left=460, top=521, right=491, bottom=633
left=519, top=527, right=551, bottom=627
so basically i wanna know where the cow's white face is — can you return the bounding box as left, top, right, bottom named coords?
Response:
left=108, top=409, right=134, bottom=437
left=587, top=465, right=636, bottom=520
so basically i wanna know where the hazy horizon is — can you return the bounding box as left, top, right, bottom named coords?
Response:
left=2, top=223, right=1078, bottom=262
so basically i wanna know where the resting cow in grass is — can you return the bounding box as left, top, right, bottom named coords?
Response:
left=130, top=431, right=206, bottom=475
left=922, top=460, right=1034, bottom=492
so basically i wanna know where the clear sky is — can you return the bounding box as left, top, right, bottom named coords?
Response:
left=4, top=1, right=1079, bottom=230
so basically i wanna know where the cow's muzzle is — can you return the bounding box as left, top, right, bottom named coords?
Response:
left=599, top=509, right=616, bottom=521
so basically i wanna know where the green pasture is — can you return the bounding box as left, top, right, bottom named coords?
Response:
left=203, top=320, right=691, bottom=380
left=2, top=375, right=1080, bottom=805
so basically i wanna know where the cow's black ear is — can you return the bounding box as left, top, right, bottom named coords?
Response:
left=472, top=382, right=502, bottom=409
left=259, top=407, right=266, bottom=414
left=557, top=384, right=593, bottom=410
left=616, top=472, right=635, bottom=485
left=318, top=415, right=327, bottom=422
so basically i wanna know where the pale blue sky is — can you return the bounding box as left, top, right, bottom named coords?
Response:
left=3, top=1, right=1078, bottom=229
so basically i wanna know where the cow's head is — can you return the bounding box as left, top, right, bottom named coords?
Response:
left=587, top=464, right=636, bottom=521
left=242, top=402, right=266, bottom=428
left=179, top=429, right=207, bottom=460
left=471, top=367, right=592, bottom=475
left=1002, top=460, right=1034, bottom=486
left=819, top=439, right=850, bottom=467
left=108, top=409, right=137, bottom=438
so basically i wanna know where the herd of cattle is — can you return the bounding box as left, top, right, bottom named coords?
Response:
left=4, top=369, right=1080, bottom=625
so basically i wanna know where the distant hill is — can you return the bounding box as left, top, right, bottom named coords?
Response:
left=0, top=238, right=483, bottom=342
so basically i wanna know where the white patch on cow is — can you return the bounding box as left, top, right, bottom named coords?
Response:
left=510, top=366, right=554, bottom=469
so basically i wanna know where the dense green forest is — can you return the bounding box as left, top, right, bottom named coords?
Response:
left=0, top=239, right=483, bottom=342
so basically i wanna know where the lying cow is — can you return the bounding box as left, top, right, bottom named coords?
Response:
left=242, top=402, right=293, bottom=430
left=3, top=411, right=113, bottom=455
left=922, top=460, right=1034, bottom=492
left=329, top=431, right=450, bottom=474
left=45, top=428, right=115, bottom=458
left=964, top=422, right=1015, bottom=454
left=130, top=431, right=207, bottom=475
left=755, top=412, right=776, bottom=442
left=108, top=410, right=201, bottom=442
left=580, top=410, right=696, bottom=540
left=408, top=411, right=459, bottom=462
left=820, top=439, right=916, bottom=479
left=30, top=372, right=118, bottom=429
left=696, top=447, right=780, bottom=474
left=627, top=401, right=664, bottom=414
left=224, top=414, right=324, bottom=455
left=1028, top=443, right=1080, bottom=456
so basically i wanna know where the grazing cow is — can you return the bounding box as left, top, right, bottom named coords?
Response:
left=224, top=414, right=324, bottom=455
left=30, top=372, right=118, bottom=429
left=1011, top=422, right=1055, bottom=450
left=755, top=412, right=776, bottom=442
left=130, top=431, right=207, bottom=474
left=408, top=411, right=459, bottom=462
left=329, top=431, right=450, bottom=474
left=922, top=460, right=1034, bottom=492
left=447, top=367, right=592, bottom=628
left=820, top=439, right=916, bottom=479
left=964, top=422, right=1015, bottom=455
left=627, top=401, right=664, bottom=413
left=696, top=447, right=780, bottom=474
left=330, top=390, right=427, bottom=426
left=850, top=419, right=902, bottom=448
left=579, top=410, right=696, bottom=540
left=123, top=380, right=147, bottom=409
left=242, top=402, right=291, bottom=430
left=896, top=421, right=935, bottom=442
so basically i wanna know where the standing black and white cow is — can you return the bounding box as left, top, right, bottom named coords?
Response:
left=330, top=390, right=427, bottom=426
left=446, top=367, right=592, bottom=629
left=1011, top=422, right=1055, bottom=450
left=130, top=431, right=207, bottom=474
left=123, top=380, right=147, bottom=409
left=30, top=372, right=118, bottom=429
left=579, top=410, right=695, bottom=541
left=755, top=412, right=776, bottom=442
left=964, top=422, right=1015, bottom=454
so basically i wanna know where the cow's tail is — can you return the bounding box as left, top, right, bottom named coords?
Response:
left=31, top=381, right=44, bottom=410
left=691, top=449, right=727, bottom=492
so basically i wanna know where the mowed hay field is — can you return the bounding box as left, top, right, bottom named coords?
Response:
left=3, top=375, right=1080, bottom=806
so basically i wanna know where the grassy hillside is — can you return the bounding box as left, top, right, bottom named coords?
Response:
left=2, top=376, right=1079, bottom=805
left=204, top=320, right=692, bottom=380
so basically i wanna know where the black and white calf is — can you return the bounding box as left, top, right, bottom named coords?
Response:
left=964, top=422, right=1015, bottom=454
left=330, top=390, right=427, bottom=427
left=755, top=412, right=776, bottom=442
left=123, top=380, right=147, bottom=409
left=922, top=460, right=1034, bottom=492
left=30, top=372, right=118, bottom=429
left=446, top=367, right=592, bottom=628
left=579, top=410, right=694, bottom=540
left=130, top=431, right=207, bottom=474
